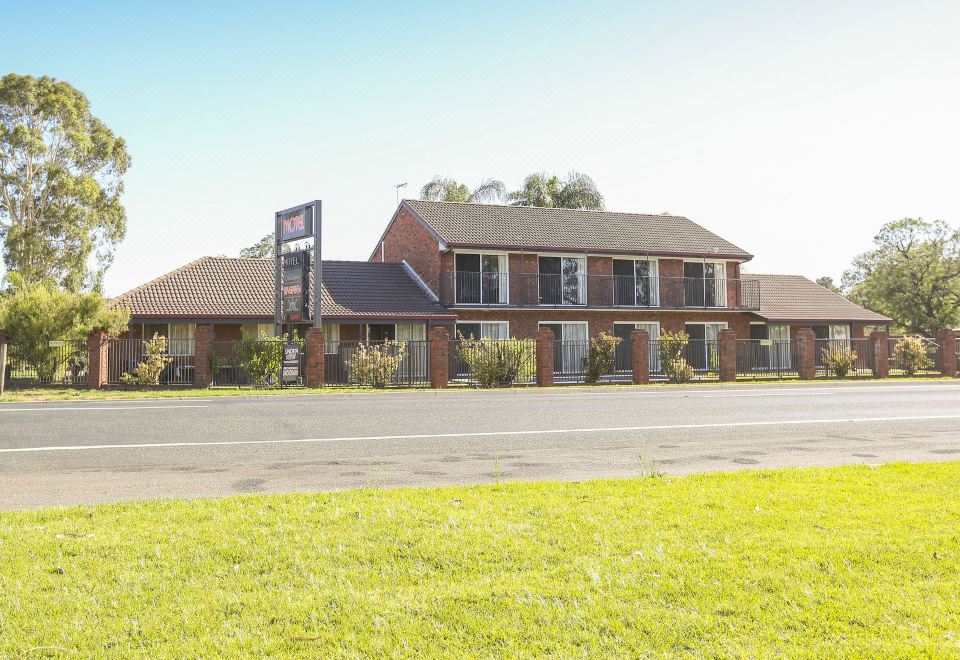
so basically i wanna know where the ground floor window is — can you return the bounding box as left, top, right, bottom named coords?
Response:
left=456, top=321, right=509, bottom=340
left=813, top=324, right=851, bottom=340
left=684, top=322, right=727, bottom=370
left=242, top=323, right=275, bottom=340
left=613, top=322, right=660, bottom=372
left=395, top=323, right=427, bottom=341
left=539, top=321, right=588, bottom=373
left=749, top=322, right=792, bottom=369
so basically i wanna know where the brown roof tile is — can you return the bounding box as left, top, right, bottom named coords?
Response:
left=745, top=274, right=891, bottom=323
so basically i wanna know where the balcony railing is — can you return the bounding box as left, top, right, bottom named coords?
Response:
left=439, top=272, right=760, bottom=310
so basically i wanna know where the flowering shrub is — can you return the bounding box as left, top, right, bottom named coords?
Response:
left=585, top=332, right=620, bottom=383
left=659, top=331, right=694, bottom=383
left=457, top=338, right=535, bottom=387
left=121, top=333, right=171, bottom=385
left=892, top=337, right=931, bottom=375
left=349, top=341, right=406, bottom=388
left=821, top=344, right=858, bottom=378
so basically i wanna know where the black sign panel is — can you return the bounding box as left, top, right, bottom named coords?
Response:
left=279, top=207, right=313, bottom=242
left=280, top=250, right=310, bottom=321
left=275, top=200, right=321, bottom=328
left=281, top=343, right=301, bottom=383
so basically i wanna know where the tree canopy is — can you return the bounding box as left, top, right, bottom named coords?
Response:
left=815, top=276, right=841, bottom=293
left=240, top=233, right=275, bottom=258
left=842, top=218, right=960, bottom=335
left=419, top=177, right=505, bottom=204
left=0, top=74, right=131, bottom=292
left=507, top=171, right=604, bottom=210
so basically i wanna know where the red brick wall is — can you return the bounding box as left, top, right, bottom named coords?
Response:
left=374, top=207, right=442, bottom=293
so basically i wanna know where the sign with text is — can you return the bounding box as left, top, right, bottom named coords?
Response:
left=281, top=343, right=301, bottom=383
left=279, top=207, right=313, bottom=242
left=280, top=250, right=310, bottom=322
left=274, top=201, right=321, bottom=327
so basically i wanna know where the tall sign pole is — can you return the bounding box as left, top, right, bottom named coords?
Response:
left=274, top=200, right=322, bottom=332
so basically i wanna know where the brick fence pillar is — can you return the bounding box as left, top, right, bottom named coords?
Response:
left=429, top=327, right=449, bottom=388
left=718, top=328, right=737, bottom=382
left=305, top=328, right=325, bottom=388
left=86, top=329, right=110, bottom=389
left=536, top=328, right=554, bottom=387
left=939, top=329, right=957, bottom=377
left=193, top=323, right=215, bottom=387
left=796, top=328, right=816, bottom=380
left=631, top=328, right=649, bottom=384
left=870, top=330, right=889, bottom=378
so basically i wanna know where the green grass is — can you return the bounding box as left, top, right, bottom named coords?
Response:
left=2, top=463, right=959, bottom=657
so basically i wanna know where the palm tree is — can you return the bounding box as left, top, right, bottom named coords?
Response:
left=419, top=177, right=506, bottom=204
left=508, top=171, right=604, bottom=210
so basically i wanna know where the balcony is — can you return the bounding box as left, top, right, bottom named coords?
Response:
left=439, top=272, right=760, bottom=310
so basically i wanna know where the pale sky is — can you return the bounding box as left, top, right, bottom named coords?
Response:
left=3, top=0, right=959, bottom=295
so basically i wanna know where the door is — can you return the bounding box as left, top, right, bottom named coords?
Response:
left=683, top=263, right=705, bottom=307
left=613, top=322, right=660, bottom=372
left=769, top=323, right=791, bottom=369
left=613, top=260, right=634, bottom=305
left=455, top=253, right=481, bottom=304
left=538, top=257, right=562, bottom=304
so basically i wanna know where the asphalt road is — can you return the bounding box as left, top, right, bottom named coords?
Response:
left=2, top=380, right=959, bottom=509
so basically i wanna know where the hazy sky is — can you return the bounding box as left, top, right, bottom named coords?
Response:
left=3, top=0, right=959, bottom=295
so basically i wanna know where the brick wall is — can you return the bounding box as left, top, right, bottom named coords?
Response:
left=373, top=207, right=442, bottom=293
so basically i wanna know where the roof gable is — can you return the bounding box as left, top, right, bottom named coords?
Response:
left=745, top=274, right=892, bottom=323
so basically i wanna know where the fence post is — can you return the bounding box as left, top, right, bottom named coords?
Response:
left=305, top=328, right=326, bottom=388
left=939, top=329, right=957, bottom=377
left=536, top=328, right=554, bottom=387
left=718, top=329, right=737, bottom=382
left=796, top=328, right=816, bottom=380
left=0, top=329, right=6, bottom=395
left=870, top=330, right=889, bottom=378
left=429, top=327, right=449, bottom=388
left=631, top=329, right=649, bottom=384
left=86, top=329, right=110, bottom=389
left=193, top=324, right=215, bottom=387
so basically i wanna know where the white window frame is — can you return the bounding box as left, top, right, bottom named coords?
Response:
left=683, top=259, right=729, bottom=308
left=612, top=257, right=660, bottom=307
left=539, top=321, right=588, bottom=373
left=167, top=323, right=195, bottom=356
left=537, top=254, right=587, bottom=306
left=453, top=250, right=509, bottom=305
left=455, top=320, right=510, bottom=340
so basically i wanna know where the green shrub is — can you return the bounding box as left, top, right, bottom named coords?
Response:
left=585, top=332, right=620, bottom=383
left=349, top=341, right=406, bottom=388
left=658, top=331, right=694, bottom=383
left=120, top=333, right=171, bottom=385
left=821, top=344, right=858, bottom=378
left=892, top=336, right=931, bottom=375
left=457, top=338, right=535, bottom=387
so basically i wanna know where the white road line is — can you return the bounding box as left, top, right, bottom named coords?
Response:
left=0, top=404, right=209, bottom=413
left=3, top=413, right=960, bottom=454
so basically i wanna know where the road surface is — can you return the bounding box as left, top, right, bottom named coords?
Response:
left=1, top=380, right=959, bottom=509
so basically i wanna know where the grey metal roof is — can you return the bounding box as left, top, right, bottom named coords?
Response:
left=745, top=274, right=892, bottom=323
left=111, top=257, right=454, bottom=320
left=403, top=199, right=753, bottom=259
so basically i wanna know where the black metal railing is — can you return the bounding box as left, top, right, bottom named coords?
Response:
left=448, top=339, right=536, bottom=386
left=649, top=339, right=718, bottom=381
left=107, top=338, right=196, bottom=385
left=814, top=338, right=873, bottom=378
left=4, top=339, right=88, bottom=387
left=439, top=272, right=760, bottom=310
left=736, top=340, right=801, bottom=379
left=324, top=340, right=429, bottom=387
left=209, top=339, right=305, bottom=387
left=887, top=336, right=942, bottom=376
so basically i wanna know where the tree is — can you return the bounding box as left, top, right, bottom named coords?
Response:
left=816, top=276, right=841, bottom=293
left=240, top=233, right=274, bottom=258
left=841, top=218, right=960, bottom=335
left=0, top=74, right=131, bottom=292
left=419, top=177, right=505, bottom=204
left=508, top=171, right=604, bottom=210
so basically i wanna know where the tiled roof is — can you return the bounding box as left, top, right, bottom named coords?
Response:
left=745, top=274, right=891, bottom=323
left=111, top=257, right=454, bottom=320
left=402, top=199, right=753, bottom=259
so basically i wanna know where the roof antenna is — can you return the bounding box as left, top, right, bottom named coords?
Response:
left=394, top=182, right=408, bottom=204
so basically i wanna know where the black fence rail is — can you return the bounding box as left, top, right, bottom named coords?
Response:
left=814, top=338, right=873, bottom=378
left=107, top=338, right=196, bottom=385
left=613, top=338, right=634, bottom=377
left=4, top=339, right=88, bottom=387
left=649, top=339, right=718, bottom=381
left=887, top=336, right=942, bottom=376
left=324, top=340, right=429, bottom=387
left=736, top=340, right=801, bottom=379
left=553, top=339, right=589, bottom=383
left=449, top=339, right=536, bottom=386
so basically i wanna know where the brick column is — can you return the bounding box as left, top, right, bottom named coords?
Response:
left=796, top=328, right=816, bottom=380
left=429, top=327, right=449, bottom=388
left=939, top=329, right=957, bottom=377
left=193, top=323, right=215, bottom=387
left=718, top=328, right=737, bottom=382
left=631, top=329, right=649, bottom=385
left=86, top=329, right=110, bottom=389
left=305, top=328, right=325, bottom=388
left=536, top=328, right=554, bottom=387
left=870, top=330, right=889, bottom=378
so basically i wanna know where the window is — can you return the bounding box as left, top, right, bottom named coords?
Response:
left=613, top=322, right=660, bottom=372
left=539, top=321, right=588, bottom=373
left=322, top=322, right=340, bottom=353
left=242, top=323, right=275, bottom=340
left=168, top=323, right=195, bottom=355
left=454, top=253, right=507, bottom=304
left=395, top=323, right=427, bottom=341
left=538, top=256, right=586, bottom=305
left=683, top=262, right=727, bottom=307
left=456, top=321, right=509, bottom=340
left=613, top=259, right=658, bottom=306
left=684, top=322, right=726, bottom=370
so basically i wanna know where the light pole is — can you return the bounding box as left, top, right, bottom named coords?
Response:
left=394, top=182, right=408, bottom=204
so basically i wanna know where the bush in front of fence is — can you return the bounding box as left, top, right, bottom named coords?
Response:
left=821, top=344, right=858, bottom=379
left=456, top=337, right=535, bottom=387
left=348, top=340, right=407, bottom=388
left=891, top=337, right=931, bottom=375
left=585, top=332, right=620, bottom=383
left=236, top=336, right=284, bottom=387
left=658, top=331, right=694, bottom=383
left=120, top=333, right=172, bottom=385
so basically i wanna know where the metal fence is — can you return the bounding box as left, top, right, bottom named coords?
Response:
left=448, top=339, right=536, bottom=386
left=736, top=340, right=801, bottom=379
left=649, top=339, right=718, bottom=381
left=4, top=340, right=88, bottom=387
left=324, top=340, right=429, bottom=387
left=814, top=338, right=873, bottom=378
left=107, top=338, right=196, bottom=385
left=208, top=340, right=294, bottom=387
left=887, top=336, right=942, bottom=376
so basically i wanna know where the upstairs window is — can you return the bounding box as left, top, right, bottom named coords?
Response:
left=613, top=259, right=658, bottom=306
left=455, top=253, right=507, bottom=304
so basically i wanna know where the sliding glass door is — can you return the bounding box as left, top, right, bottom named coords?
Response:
left=539, top=256, right=585, bottom=305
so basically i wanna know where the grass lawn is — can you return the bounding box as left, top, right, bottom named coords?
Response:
left=2, top=464, right=958, bottom=656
